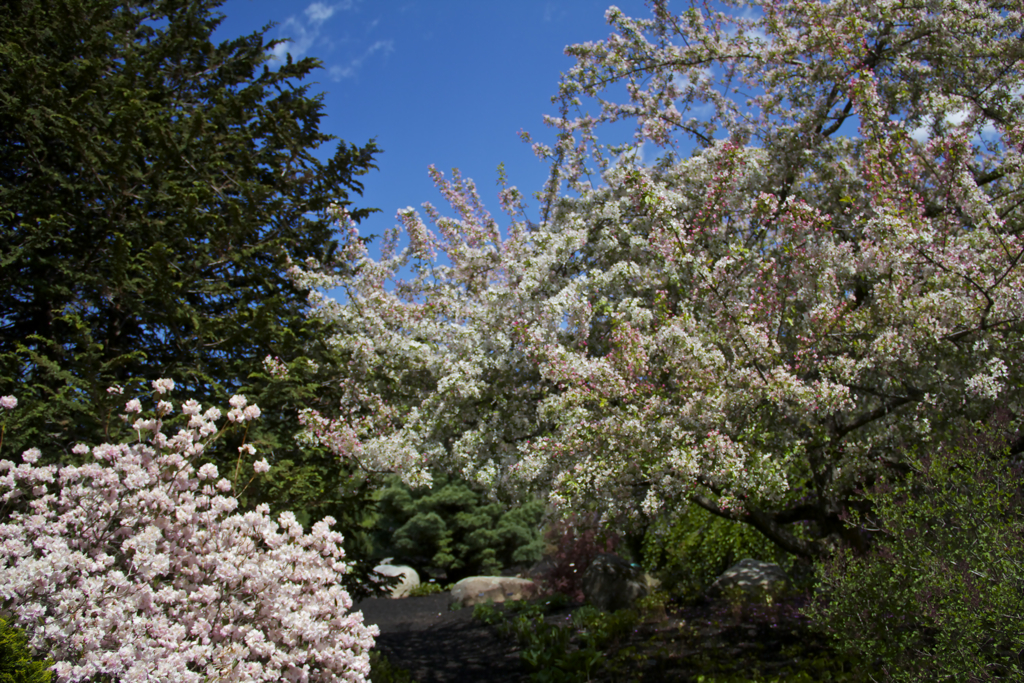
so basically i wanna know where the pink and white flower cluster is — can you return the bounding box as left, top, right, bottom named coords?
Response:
left=0, top=383, right=377, bottom=682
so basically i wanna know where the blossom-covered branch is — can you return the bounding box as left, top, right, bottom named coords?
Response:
left=296, top=0, right=1023, bottom=557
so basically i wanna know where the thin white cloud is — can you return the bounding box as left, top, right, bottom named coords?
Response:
left=305, top=3, right=337, bottom=24
left=270, top=2, right=390, bottom=80
left=270, top=1, right=355, bottom=62
left=272, top=15, right=315, bottom=62
left=270, top=17, right=314, bottom=62
left=909, top=108, right=997, bottom=144
left=329, top=40, right=394, bottom=80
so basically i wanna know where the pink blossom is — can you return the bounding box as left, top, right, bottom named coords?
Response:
left=151, top=378, right=175, bottom=395
left=197, top=463, right=219, bottom=480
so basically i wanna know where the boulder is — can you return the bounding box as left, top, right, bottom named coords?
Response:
left=525, top=555, right=557, bottom=581
left=707, top=558, right=788, bottom=603
left=582, top=553, right=652, bottom=612
left=373, top=559, right=420, bottom=599
left=449, top=576, right=540, bottom=608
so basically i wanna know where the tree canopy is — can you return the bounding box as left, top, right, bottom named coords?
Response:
left=0, top=0, right=379, bottom=467
left=295, top=0, right=1024, bottom=558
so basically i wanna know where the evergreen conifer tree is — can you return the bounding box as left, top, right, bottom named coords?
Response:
left=0, top=0, right=382, bottom=564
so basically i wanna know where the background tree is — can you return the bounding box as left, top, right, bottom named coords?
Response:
left=0, top=0, right=382, bottom=550
left=295, top=0, right=1023, bottom=560
left=370, top=472, right=546, bottom=582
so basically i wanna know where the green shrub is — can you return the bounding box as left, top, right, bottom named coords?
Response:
left=0, top=619, right=52, bottom=683
left=368, top=650, right=413, bottom=683
left=406, top=581, right=445, bottom=597
left=371, top=473, right=545, bottom=581
left=641, top=504, right=797, bottom=598
left=474, top=600, right=634, bottom=682
left=808, top=420, right=1024, bottom=682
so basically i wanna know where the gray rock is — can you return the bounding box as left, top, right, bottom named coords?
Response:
left=582, top=553, right=652, bottom=612
left=373, top=560, right=421, bottom=599
left=449, top=576, right=540, bottom=608
left=707, top=558, right=788, bottom=603
left=525, top=555, right=557, bottom=581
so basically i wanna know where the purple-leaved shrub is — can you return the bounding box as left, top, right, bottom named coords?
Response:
left=535, top=515, right=619, bottom=602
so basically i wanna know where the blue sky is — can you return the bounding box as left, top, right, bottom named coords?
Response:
left=215, top=0, right=653, bottom=246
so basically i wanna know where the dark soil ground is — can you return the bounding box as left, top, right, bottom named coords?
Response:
left=356, top=593, right=527, bottom=683
left=356, top=591, right=878, bottom=682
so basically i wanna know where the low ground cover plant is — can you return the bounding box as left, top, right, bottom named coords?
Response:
left=405, top=581, right=447, bottom=597
left=473, top=591, right=877, bottom=682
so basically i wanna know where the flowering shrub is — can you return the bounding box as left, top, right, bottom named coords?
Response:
left=0, top=383, right=377, bottom=683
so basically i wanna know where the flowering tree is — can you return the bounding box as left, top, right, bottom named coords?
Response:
left=294, top=0, right=1024, bottom=557
left=0, top=382, right=377, bottom=682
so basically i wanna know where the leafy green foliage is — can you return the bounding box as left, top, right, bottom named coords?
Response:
left=0, top=619, right=51, bottom=683
left=472, top=592, right=879, bottom=681
left=367, top=651, right=414, bottom=683
left=641, top=505, right=799, bottom=599
left=808, top=420, right=1024, bottom=682
left=371, top=473, right=545, bottom=581
left=473, top=600, right=623, bottom=683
